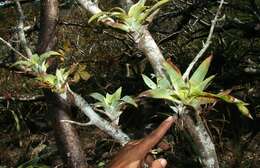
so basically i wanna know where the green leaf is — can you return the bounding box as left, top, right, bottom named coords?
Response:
left=73, top=73, right=80, bottom=82
left=128, top=0, right=146, bottom=18
left=121, top=96, right=138, bottom=107
left=31, top=54, right=40, bottom=64
left=105, top=93, right=113, bottom=105
left=88, top=12, right=108, bottom=23
left=114, top=87, right=122, bottom=101
left=38, top=62, right=46, bottom=73
left=163, top=62, right=186, bottom=91
left=157, top=76, right=171, bottom=89
left=110, top=7, right=126, bottom=14
left=142, top=74, right=157, bottom=89
left=139, top=88, right=180, bottom=103
left=90, top=92, right=105, bottom=102
left=110, top=22, right=131, bottom=32
left=110, top=12, right=128, bottom=20
left=139, top=0, right=170, bottom=23
left=192, top=75, right=215, bottom=92
left=190, top=55, right=212, bottom=85
left=37, top=74, right=56, bottom=85
left=40, top=51, right=61, bottom=63
left=55, top=69, right=64, bottom=81
left=12, top=60, right=32, bottom=67
left=236, top=103, right=252, bottom=119
left=79, top=71, right=91, bottom=81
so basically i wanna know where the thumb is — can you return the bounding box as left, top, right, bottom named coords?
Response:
left=150, top=158, right=167, bottom=168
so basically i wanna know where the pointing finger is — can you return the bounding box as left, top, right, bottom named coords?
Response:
left=139, top=116, right=176, bottom=152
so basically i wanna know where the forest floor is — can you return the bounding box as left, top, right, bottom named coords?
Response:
left=0, top=122, right=259, bottom=168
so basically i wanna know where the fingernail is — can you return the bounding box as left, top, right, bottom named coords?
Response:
left=165, top=116, right=173, bottom=122
left=158, top=158, right=167, bottom=167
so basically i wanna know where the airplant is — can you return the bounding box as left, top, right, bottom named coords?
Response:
left=12, top=51, right=90, bottom=93
left=88, top=0, right=170, bottom=33
left=90, top=87, right=137, bottom=124
left=36, top=68, right=70, bottom=92
left=141, top=56, right=252, bottom=119
left=12, top=51, right=61, bottom=73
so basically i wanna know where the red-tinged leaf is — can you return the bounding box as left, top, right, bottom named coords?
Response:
left=190, top=55, right=213, bottom=85
left=192, top=96, right=217, bottom=105
left=218, top=89, right=232, bottom=95
left=198, top=92, right=252, bottom=119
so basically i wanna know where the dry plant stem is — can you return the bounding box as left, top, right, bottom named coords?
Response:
left=63, top=89, right=130, bottom=146
left=15, top=0, right=33, bottom=58
left=182, top=0, right=224, bottom=80
left=60, top=120, right=92, bottom=126
left=0, top=37, right=28, bottom=60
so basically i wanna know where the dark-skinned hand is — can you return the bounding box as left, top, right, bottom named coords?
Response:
left=108, top=116, right=176, bottom=168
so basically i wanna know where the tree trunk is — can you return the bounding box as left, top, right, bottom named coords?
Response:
left=37, top=1, right=87, bottom=167
left=177, top=109, right=219, bottom=168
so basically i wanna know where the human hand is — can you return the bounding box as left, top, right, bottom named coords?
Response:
left=108, top=116, right=176, bottom=168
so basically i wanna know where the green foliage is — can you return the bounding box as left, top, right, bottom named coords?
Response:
left=141, top=56, right=252, bottom=119
left=89, top=0, right=170, bottom=32
left=36, top=68, right=70, bottom=92
left=90, top=87, right=137, bottom=124
left=13, top=51, right=61, bottom=73
left=12, top=51, right=91, bottom=93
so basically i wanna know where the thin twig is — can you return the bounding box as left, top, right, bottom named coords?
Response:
left=182, top=0, right=225, bottom=80
left=60, top=120, right=93, bottom=126
left=0, top=37, right=28, bottom=60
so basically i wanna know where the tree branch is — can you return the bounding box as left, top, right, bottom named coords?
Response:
left=60, top=120, right=93, bottom=126
left=15, top=0, right=33, bottom=58
left=0, top=37, right=28, bottom=60
left=0, top=94, right=44, bottom=102
left=63, top=88, right=130, bottom=146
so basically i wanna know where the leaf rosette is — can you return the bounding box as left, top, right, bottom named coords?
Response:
left=141, top=56, right=252, bottom=119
